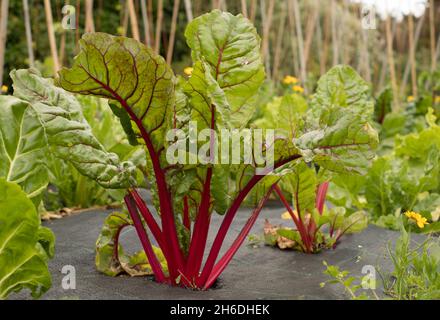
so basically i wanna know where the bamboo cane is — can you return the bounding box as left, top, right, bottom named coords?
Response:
left=127, top=0, right=140, bottom=41
left=166, top=0, right=180, bottom=64
left=0, top=0, right=8, bottom=88
left=331, top=0, right=339, bottom=66
left=429, top=0, right=436, bottom=72
left=408, top=14, right=417, bottom=97
left=303, top=1, right=318, bottom=67
left=400, top=14, right=425, bottom=97
left=272, top=1, right=287, bottom=82
left=241, top=0, right=248, bottom=18
left=154, top=0, right=163, bottom=54
left=44, top=0, right=61, bottom=75
left=250, top=0, right=257, bottom=23
left=320, top=4, right=330, bottom=75
left=385, top=17, right=399, bottom=110
left=292, top=0, right=307, bottom=90
left=287, top=0, right=299, bottom=77
left=141, top=0, right=151, bottom=46
left=184, top=0, right=193, bottom=22
left=22, top=0, right=34, bottom=67
left=261, top=0, right=275, bottom=61
left=148, top=0, right=154, bottom=42
left=85, top=0, right=95, bottom=33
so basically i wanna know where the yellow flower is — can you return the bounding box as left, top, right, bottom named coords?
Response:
left=434, top=96, right=440, bottom=104
left=407, top=96, right=415, bottom=102
left=283, top=75, right=298, bottom=85
left=292, top=85, right=304, bottom=93
left=184, top=67, right=193, bottom=76
left=1, top=85, right=7, bottom=93
left=404, top=211, right=429, bottom=229
left=281, top=210, right=298, bottom=220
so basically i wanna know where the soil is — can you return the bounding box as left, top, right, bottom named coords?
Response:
left=10, top=202, right=423, bottom=300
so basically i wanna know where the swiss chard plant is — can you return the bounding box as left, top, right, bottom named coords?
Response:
left=10, top=10, right=378, bottom=290
left=255, top=67, right=375, bottom=253
left=328, top=108, right=440, bottom=233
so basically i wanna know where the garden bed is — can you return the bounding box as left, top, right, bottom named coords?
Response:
left=11, top=204, right=422, bottom=300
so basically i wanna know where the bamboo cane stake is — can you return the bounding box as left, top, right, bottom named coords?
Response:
left=320, top=4, right=330, bottom=75
left=127, top=0, right=140, bottom=41
left=272, top=1, right=287, bottom=82
left=429, top=0, right=436, bottom=72
left=44, top=0, right=61, bottom=74
left=166, top=0, right=180, bottom=64
left=148, top=0, right=154, bottom=42
left=385, top=16, right=399, bottom=110
left=408, top=14, right=417, bottom=97
left=141, top=0, right=151, bottom=46
left=303, top=1, right=318, bottom=67
left=378, top=22, right=396, bottom=92
left=331, top=0, right=339, bottom=66
left=261, top=0, right=275, bottom=61
left=357, top=3, right=371, bottom=83
left=400, top=14, right=425, bottom=97
left=121, top=1, right=129, bottom=37
left=183, top=0, right=193, bottom=22
left=85, top=0, right=95, bottom=33
left=0, top=0, right=8, bottom=88
left=292, top=0, right=307, bottom=90
left=250, top=0, right=257, bottom=23
left=315, top=4, right=324, bottom=76
left=241, top=0, right=248, bottom=18
left=154, top=0, right=163, bottom=54
left=436, top=33, right=440, bottom=63
left=22, top=0, right=34, bottom=67
left=287, top=0, right=299, bottom=77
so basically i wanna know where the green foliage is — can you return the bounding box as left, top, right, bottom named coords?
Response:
left=0, top=179, right=54, bottom=300
left=44, top=95, right=146, bottom=210
left=11, top=69, right=136, bottom=189
left=383, top=222, right=440, bottom=300
left=95, top=211, right=167, bottom=277
left=328, top=108, right=440, bottom=232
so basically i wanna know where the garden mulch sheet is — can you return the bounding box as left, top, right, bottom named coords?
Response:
left=12, top=203, right=424, bottom=300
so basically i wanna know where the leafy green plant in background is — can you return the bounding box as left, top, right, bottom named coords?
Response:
left=255, top=66, right=376, bottom=253
left=44, top=95, right=146, bottom=211
left=329, top=108, right=440, bottom=233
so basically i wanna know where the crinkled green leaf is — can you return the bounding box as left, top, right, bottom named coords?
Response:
left=0, top=179, right=53, bottom=299
left=0, top=96, right=49, bottom=202
left=374, top=87, right=393, bottom=124
left=11, top=69, right=135, bottom=189
left=120, top=248, right=168, bottom=277
left=185, top=10, right=265, bottom=128
left=95, top=211, right=132, bottom=277
left=294, top=65, right=378, bottom=174
left=57, top=32, right=175, bottom=153
left=279, top=162, right=317, bottom=217
left=95, top=211, right=168, bottom=277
